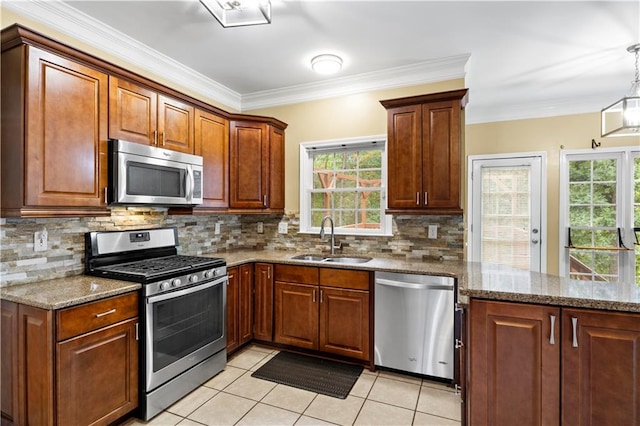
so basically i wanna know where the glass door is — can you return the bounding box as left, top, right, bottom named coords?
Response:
left=469, top=155, right=545, bottom=272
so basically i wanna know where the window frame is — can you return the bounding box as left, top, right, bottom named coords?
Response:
left=559, top=146, right=639, bottom=286
left=299, top=135, right=392, bottom=236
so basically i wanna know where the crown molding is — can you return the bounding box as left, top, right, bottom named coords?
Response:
left=2, top=0, right=243, bottom=110
left=240, top=54, right=470, bottom=110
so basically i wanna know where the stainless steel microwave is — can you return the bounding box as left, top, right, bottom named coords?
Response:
left=108, top=139, right=203, bottom=206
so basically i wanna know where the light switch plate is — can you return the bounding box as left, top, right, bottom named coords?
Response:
left=428, top=225, right=438, bottom=239
left=214, top=223, right=221, bottom=235
left=257, top=222, right=264, bottom=234
left=278, top=222, right=288, bottom=234
left=34, top=230, right=48, bottom=252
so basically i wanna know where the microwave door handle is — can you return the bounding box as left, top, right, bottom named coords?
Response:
left=185, top=166, right=193, bottom=203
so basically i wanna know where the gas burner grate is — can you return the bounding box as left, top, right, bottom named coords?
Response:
left=97, top=255, right=223, bottom=278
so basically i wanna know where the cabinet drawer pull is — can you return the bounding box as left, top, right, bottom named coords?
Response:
left=549, top=314, right=556, bottom=345
left=95, top=308, right=116, bottom=318
left=571, top=317, right=578, bottom=347
left=416, top=192, right=420, bottom=205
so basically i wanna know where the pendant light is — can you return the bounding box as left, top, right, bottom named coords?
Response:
left=601, top=44, right=640, bottom=137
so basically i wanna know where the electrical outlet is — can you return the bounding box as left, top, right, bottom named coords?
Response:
left=34, top=230, right=48, bottom=252
left=214, top=223, right=221, bottom=235
left=257, top=222, right=264, bottom=234
left=278, top=222, right=288, bottom=234
left=428, top=225, right=438, bottom=239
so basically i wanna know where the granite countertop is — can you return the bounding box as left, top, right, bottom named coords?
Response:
left=2, top=250, right=639, bottom=314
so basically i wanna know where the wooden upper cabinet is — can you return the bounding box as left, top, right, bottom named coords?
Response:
left=229, top=120, right=285, bottom=211
left=469, top=300, right=560, bottom=426
left=195, top=109, right=229, bottom=209
left=561, top=309, right=640, bottom=426
left=109, top=77, right=194, bottom=154
left=1, top=45, right=109, bottom=217
left=381, top=89, right=468, bottom=214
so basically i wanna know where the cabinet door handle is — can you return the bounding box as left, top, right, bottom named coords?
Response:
left=320, top=289, right=324, bottom=303
left=312, top=289, right=316, bottom=303
left=424, top=192, right=428, bottom=205
left=95, top=308, right=116, bottom=318
left=263, top=194, right=268, bottom=207
left=153, top=130, right=158, bottom=146
left=160, top=131, right=165, bottom=147
left=416, top=192, right=420, bottom=205
left=549, top=314, right=556, bottom=345
left=104, top=187, right=108, bottom=203
left=267, top=267, right=271, bottom=280
left=135, top=322, right=139, bottom=341
left=571, top=317, right=578, bottom=347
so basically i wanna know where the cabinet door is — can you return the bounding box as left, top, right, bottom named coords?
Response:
left=254, top=263, right=274, bottom=342
left=239, top=264, right=254, bottom=345
left=230, top=121, right=268, bottom=209
left=319, top=287, right=370, bottom=361
left=109, top=76, right=157, bottom=145
left=267, top=126, right=285, bottom=210
left=386, top=105, right=423, bottom=209
left=226, top=267, right=239, bottom=352
left=422, top=100, right=461, bottom=211
left=274, top=282, right=318, bottom=350
left=57, top=318, right=138, bottom=426
left=158, top=94, right=194, bottom=154
left=469, top=300, right=560, bottom=426
left=1, top=301, right=19, bottom=424
left=562, top=309, right=640, bottom=426
left=195, top=109, right=229, bottom=209
left=26, top=47, right=108, bottom=208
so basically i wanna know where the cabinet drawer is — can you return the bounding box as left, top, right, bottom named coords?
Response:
left=275, top=265, right=318, bottom=285
left=56, top=292, right=138, bottom=341
left=320, top=268, right=370, bottom=291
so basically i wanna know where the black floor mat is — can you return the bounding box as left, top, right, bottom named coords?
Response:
left=251, top=351, right=363, bottom=399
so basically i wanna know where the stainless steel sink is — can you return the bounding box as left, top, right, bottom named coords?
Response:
left=290, top=254, right=326, bottom=262
left=290, top=254, right=372, bottom=264
left=323, top=256, right=372, bottom=264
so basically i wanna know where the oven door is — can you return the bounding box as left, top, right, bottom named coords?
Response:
left=145, top=276, right=226, bottom=392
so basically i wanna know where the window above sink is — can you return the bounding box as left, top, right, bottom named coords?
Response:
left=298, top=136, right=393, bottom=237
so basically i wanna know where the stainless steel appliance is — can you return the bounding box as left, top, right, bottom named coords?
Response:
left=85, top=227, right=226, bottom=420
left=374, top=272, right=457, bottom=381
left=109, top=139, right=204, bottom=206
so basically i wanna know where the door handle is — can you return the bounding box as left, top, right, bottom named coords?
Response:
left=549, top=314, right=556, bottom=345
left=571, top=317, right=578, bottom=347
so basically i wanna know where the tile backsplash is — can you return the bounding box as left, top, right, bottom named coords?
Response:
left=1, top=208, right=463, bottom=287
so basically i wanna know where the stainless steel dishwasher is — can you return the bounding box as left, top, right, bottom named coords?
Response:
left=374, top=271, right=456, bottom=381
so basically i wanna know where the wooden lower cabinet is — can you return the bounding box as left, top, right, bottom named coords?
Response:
left=273, top=265, right=371, bottom=361
left=1, top=293, right=138, bottom=426
left=469, top=299, right=640, bottom=426
left=226, top=265, right=254, bottom=353
left=254, top=263, right=274, bottom=342
left=561, top=308, right=640, bottom=426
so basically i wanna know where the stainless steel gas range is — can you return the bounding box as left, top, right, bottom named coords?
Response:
left=85, top=227, right=227, bottom=420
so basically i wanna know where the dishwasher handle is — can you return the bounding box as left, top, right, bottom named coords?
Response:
left=375, top=278, right=453, bottom=291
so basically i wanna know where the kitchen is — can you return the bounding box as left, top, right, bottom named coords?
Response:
left=1, top=1, right=640, bottom=425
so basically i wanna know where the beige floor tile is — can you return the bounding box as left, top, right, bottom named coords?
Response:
left=421, top=379, right=454, bottom=392
left=415, top=386, right=461, bottom=421
left=349, top=373, right=376, bottom=398
left=246, top=344, right=277, bottom=354
left=167, top=386, right=218, bottom=417
left=261, top=384, right=317, bottom=413
left=203, top=366, right=246, bottom=390
left=236, top=402, right=300, bottom=425
left=188, top=392, right=256, bottom=425
left=139, top=411, right=184, bottom=425
left=249, top=352, right=277, bottom=372
left=177, top=419, right=207, bottom=426
left=377, top=370, right=423, bottom=385
left=303, top=395, right=365, bottom=426
left=362, top=368, right=379, bottom=377
left=354, top=400, right=414, bottom=426
left=295, top=415, right=338, bottom=425
left=367, top=377, right=421, bottom=410
left=223, top=371, right=277, bottom=401
left=412, top=412, right=461, bottom=426
left=227, top=349, right=270, bottom=370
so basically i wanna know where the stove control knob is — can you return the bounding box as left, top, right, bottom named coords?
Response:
left=171, top=278, right=181, bottom=287
left=159, top=281, right=169, bottom=291
left=204, top=269, right=216, bottom=279
left=189, top=274, right=199, bottom=283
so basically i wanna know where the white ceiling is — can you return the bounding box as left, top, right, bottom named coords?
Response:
left=4, top=0, right=640, bottom=124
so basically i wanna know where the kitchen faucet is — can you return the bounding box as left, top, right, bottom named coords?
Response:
left=319, top=215, right=341, bottom=255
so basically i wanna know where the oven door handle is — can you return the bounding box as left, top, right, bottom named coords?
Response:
left=146, top=277, right=227, bottom=304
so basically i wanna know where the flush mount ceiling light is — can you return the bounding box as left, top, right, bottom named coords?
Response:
left=602, top=44, right=640, bottom=137
left=200, top=0, right=271, bottom=28
left=311, top=54, right=343, bottom=75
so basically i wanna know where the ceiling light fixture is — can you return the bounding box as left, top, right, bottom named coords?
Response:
left=200, top=0, right=271, bottom=28
left=601, top=44, right=640, bottom=137
left=311, top=54, right=343, bottom=75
